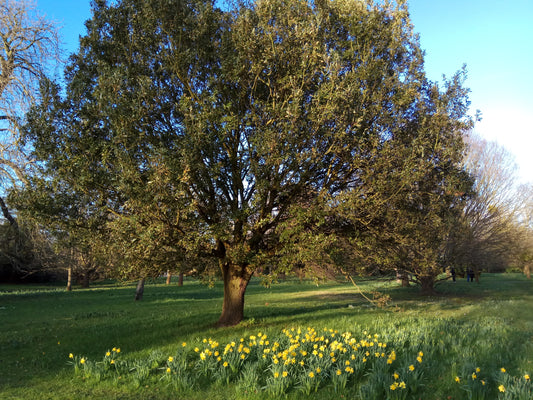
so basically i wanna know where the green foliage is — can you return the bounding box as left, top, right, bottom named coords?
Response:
left=15, top=0, right=474, bottom=323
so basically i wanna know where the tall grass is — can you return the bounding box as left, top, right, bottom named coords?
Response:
left=0, top=273, right=531, bottom=399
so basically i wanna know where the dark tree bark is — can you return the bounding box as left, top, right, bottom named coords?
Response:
left=419, top=275, right=436, bottom=295
left=178, top=272, right=184, bottom=286
left=81, top=271, right=90, bottom=288
left=0, top=196, right=17, bottom=227
left=135, top=278, right=145, bottom=301
left=216, top=262, right=253, bottom=327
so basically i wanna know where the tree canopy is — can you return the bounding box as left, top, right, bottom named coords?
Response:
left=17, top=0, right=473, bottom=325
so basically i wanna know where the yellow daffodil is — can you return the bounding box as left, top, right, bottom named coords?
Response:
left=309, top=371, right=315, bottom=378
left=181, top=342, right=187, bottom=347
left=282, top=371, right=288, bottom=378
left=501, top=367, right=506, bottom=373
left=455, top=376, right=460, bottom=383
left=106, top=351, right=111, bottom=357
left=274, top=372, right=279, bottom=378
left=409, top=365, right=415, bottom=372
left=475, top=367, right=480, bottom=373
left=472, top=373, right=477, bottom=380
left=223, top=361, right=228, bottom=367
left=336, top=369, right=342, bottom=376
left=390, top=382, right=398, bottom=391
left=525, top=374, right=530, bottom=381
left=80, top=358, right=86, bottom=364
left=168, top=356, right=173, bottom=362
left=499, top=384, right=505, bottom=392
left=69, top=353, right=74, bottom=359
left=393, top=372, right=399, bottom=380
left=399, top=381, right=406, bottom=389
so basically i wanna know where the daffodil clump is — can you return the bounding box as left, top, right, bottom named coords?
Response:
left=453, top=366, right=531, bottom=400
left=68, top=347, right=122, bottom=382
left=69, top=327, right=428, bottom=397
left=69, top=326, right=531, bottom=399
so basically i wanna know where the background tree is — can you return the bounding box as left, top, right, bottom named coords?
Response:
left=0, top=0, right=60, bottom=280
left=332, top=70, right=472, bottom=293
left=20, top=0, right=472, bottom=326
left=446, top=133, right=528, bottom=278
left=512, top=182, right=533, bottom=278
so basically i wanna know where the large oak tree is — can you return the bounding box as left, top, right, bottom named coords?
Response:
left=19, top=0, right=471, bottom=325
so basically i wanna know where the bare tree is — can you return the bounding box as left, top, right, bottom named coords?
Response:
left=0, top=0, right=60, bottom=216
left=0, top=0, right=61, bottom=281
left=451, top=132, right=527, bottom=275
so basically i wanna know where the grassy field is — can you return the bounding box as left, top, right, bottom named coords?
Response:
left=0, top=273, right=531, bottom=399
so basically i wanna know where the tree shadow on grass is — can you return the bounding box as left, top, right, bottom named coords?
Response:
left=2, top=274, right=531, bottom=394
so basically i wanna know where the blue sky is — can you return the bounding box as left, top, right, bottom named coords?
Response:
left=408, top=0, right=533, bottom=184
left=37, top=0, right=533, bottom=183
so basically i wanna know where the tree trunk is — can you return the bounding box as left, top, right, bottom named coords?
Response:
left=166, top=270, right=171, bottom=284
left=0, top=196, right=17, bottom=228
left=216, top=262, right=253, bottom=327
left=81, top=271, right=90, bottom=288
left=419, top=275, right=436, bottom=295
left=395, top=268, right=410, bottom=287
left=135, top=278, right=145, bottom=301
left=66, top=267, right=72, bottom=291
left=178, top=271, right=184, bottom=286
left=525, top=264, right=531, bottom=279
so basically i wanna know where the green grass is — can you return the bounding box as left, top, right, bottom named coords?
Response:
left=0, top=273, right=532, bottom=399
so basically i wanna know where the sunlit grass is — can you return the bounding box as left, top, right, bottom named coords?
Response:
left=0, top=273, right=531, bottom=399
